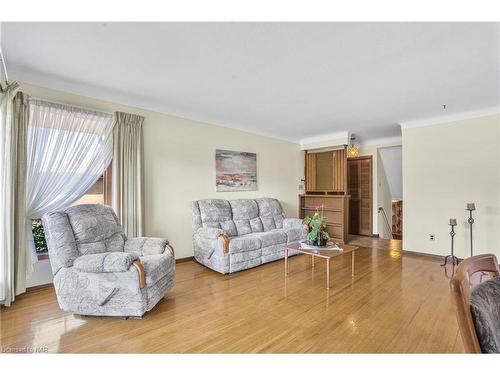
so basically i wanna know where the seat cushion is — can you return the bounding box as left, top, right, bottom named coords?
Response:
left=228, top=235, right=262, bottom=254
left=140, top=253, right=174, bottom=286
left=250, top=230, right=287, bottom=247
left=470, top=276, right=500, bottom=353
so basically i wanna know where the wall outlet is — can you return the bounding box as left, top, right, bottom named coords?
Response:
left=429, top=234, right=435, bottom=241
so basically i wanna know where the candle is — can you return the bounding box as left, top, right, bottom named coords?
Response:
left=467, top=203, right=476, bottom=211
left=449, top=218, right=457, bottom=226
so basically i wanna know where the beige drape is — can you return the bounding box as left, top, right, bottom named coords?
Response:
left=111, top=112, right=144, bottom=237
left=11, top=92, right=30, bottom=300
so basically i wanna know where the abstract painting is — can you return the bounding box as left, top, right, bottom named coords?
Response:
left=215, top=149, right=257, bottom=192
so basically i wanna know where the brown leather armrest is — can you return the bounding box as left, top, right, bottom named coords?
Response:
left=132, top=260, right=146, bottom=289
left=218, top=233, right=229, bottom=254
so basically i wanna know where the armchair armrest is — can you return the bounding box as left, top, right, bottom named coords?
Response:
left=283, top=218, right=306, bottom=230
left=125, top=237, right=170, bottom=256
left=73, top=252, right=138, bottom=273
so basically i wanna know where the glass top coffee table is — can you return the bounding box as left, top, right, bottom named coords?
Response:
left=284, top=241, right=359, bottom=289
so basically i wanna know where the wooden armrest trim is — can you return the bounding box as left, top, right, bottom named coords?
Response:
left=132, top=260, right=146, bottom=289
left=218, top=233, right=229, bottom=254
left=165, top=243, right=175, bottom=257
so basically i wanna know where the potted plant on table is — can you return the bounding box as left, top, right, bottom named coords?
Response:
left=302, top=205, right=330, bottom=247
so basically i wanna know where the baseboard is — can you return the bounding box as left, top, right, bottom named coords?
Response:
left=26, top=283, right=54, bottom=293
left=371, top=234, right=380, bottom=238
left=176, top=256, right=194, bottom=263
left=402, top=250, right=456, bottom=262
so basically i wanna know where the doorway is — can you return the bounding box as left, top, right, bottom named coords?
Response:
left=347, top=156, right=373, bottom=236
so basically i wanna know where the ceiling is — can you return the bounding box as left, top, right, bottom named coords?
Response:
left=2, top=22, right=499, bottom=143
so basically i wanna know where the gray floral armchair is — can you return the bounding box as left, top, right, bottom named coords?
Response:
left=42, top=204, right=175, bottom=318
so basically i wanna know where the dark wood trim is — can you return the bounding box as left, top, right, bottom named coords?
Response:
left=219, top=233, right=229, bottom=253
left=26, top=283, right=54, bottom=293
left=371, top=234, right=380, bottom=238
left=132, top=260, right=146, bottom=289
left=37, top=253, right=49, bottom=261
left=176, top=256, right=194, bottom=263
left=402, top=250, right=455, bottom=262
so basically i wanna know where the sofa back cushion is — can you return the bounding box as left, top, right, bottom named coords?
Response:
left=193, top=199, right=238, bottom=236
left=230, top=199, right=264, bottom=235
left=256, top=198, right=285, bottom=231
left=192, top=198, right=285, bottom=237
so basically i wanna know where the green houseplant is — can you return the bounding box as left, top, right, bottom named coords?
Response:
left=302, top=206, right=330, bottom=246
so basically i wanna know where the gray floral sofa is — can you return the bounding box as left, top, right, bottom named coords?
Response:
left=42, top=204, right=175, bottom=318
left=192, top=198, right=306, bottom=274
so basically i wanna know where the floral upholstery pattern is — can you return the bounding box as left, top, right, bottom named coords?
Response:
left=42, top=204, right=175, bottom=317
left=192, top=198, right=306, bottom=274
left=470, top=276, right=500, bottom=353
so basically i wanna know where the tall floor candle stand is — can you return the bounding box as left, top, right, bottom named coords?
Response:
left=467, top=203, right=476, bottom=257
left=441, top=219, right=459, bottom=266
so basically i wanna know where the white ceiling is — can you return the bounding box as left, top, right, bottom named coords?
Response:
left=2, top=22, right=499, bottom=143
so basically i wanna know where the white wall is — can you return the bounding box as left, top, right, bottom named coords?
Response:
left=378, top=146, right=402, bottom=200
left=402, top=114, right=500, bottom=258
left=21, top=83, right=302, bottom=286
left=377, top=150, right=393, bottom=239
left=358, top=140, right=401, bottom=236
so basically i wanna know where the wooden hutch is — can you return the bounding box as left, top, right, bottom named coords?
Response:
left=300, top=146, right=350, bottom=243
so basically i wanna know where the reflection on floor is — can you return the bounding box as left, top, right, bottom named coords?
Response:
left=0, top=235, right=463, bottom=353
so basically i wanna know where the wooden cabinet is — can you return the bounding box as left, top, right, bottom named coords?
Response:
left=304, top=147, right=347, bottom=194
left=347, top=156, right=372, bottom=236
left=299, top=194, right=350, bottom=243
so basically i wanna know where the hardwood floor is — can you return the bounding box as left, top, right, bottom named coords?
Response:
left=0, top=236, right=464, bottom=353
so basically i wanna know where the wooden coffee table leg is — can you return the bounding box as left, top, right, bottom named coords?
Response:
left=326, top=258, right=330, bottom=289
left=284, top=248, right=288, bottom=275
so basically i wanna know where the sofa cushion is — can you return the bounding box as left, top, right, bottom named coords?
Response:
left=64, top=204, right=126, bottom=255
left=230, top=199, right=264, bottom=235
left=250, top=230, right=287, bottom=247
left=197, top=199, right=238, bottom=237
left=228, top=235, right=262, bottom=254
left=140, top=253, right=174, bottom=286
left=256, top=198, right=285, bottom=230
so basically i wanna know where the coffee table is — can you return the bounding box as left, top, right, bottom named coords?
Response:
left=284, top=241, right=359, bottom=289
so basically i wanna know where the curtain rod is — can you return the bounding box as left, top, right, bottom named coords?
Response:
left=29, top=95, right=114, bottom=117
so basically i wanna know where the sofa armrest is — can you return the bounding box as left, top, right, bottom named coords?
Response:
left=125, top=237, right=170, bottom=256
left=73, top=252, right=139, bottom=273
left=195, top=227, right=224, bottom=239
left=195, top=228, right=229, bottom=253
left=283, top=218, right=306, bottom=230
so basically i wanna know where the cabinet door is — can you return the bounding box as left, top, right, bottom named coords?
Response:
left=358, top=158, right=372, bottom=236
left=347, top=157, right=372, bottom=236
left=348, top=160, right=360, bottom=234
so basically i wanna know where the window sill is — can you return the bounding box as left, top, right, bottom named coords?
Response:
left=37, top=253, right=49, bottom=261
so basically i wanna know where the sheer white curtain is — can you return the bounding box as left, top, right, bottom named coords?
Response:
left=0, top=82, right=19, bottom=305
left=26, top=99, right=114, bottom=256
